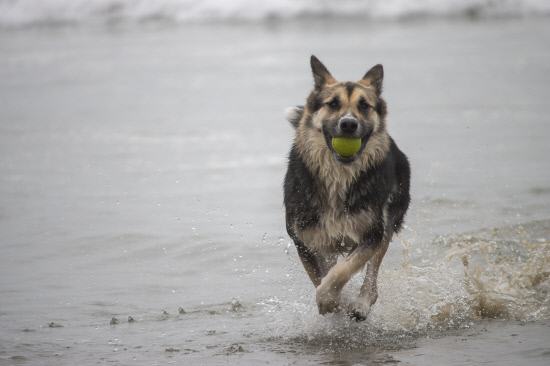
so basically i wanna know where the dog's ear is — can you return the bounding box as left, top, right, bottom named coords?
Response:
left=285, top=106, right=304, bottom=129
left=360, top=64, right=384, bottom=95
left=311, top=55, right=336, bottom=89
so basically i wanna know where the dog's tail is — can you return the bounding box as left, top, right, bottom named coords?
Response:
left=284, top=106, right=304, bottom=129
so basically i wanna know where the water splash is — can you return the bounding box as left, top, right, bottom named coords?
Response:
left=266, top=220, right=550, bottom=339
left=442, top=223, right=550, bottom=321
left=376, top=221, right=550, bottom=330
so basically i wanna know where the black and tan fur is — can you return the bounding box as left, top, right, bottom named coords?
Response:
left=283, top=56, right=410, bottom=320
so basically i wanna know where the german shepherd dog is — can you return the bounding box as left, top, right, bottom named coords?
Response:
left=283, top=56, right=410, bottom=321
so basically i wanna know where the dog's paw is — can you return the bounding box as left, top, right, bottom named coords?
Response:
left=348, top=299, right=372, bottom=321
left=316, top=284, right=341, bottom=315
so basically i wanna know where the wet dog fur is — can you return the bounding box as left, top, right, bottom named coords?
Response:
left=283, top=56, right=410, bottom=320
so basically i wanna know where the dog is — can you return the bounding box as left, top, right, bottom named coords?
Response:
left=283, top=56, right=410, bottom=321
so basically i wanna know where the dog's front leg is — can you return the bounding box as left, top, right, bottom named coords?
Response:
left=294, top=239, right=336, bottom=288
left=316, top=245, right=376, bottom=315
left=348, top=232, right=391, bottom=321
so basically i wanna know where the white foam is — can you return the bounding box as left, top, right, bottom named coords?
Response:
left=1, top=0, right=550, bottom=28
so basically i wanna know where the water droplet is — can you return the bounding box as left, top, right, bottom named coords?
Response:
left=285, top=242, right=292, bottom=256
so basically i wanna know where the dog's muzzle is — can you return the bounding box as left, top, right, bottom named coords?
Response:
left=323, top=114, right=373, bottom=165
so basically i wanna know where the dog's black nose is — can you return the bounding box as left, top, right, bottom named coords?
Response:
left=339, top=117, right=358, bottom=133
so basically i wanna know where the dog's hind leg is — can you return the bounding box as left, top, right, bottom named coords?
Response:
left=348, top=231, right=392, bottom=321
left=316, top=245, right=376, bottom=315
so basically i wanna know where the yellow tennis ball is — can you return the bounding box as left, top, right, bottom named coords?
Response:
left=332, top=137, right=361, bottom=158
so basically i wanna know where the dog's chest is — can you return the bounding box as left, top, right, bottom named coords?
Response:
left=296, top=171, right=375, bottom=254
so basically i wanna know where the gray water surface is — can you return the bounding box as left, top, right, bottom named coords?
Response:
left=1, top=18, right=549, bottom=365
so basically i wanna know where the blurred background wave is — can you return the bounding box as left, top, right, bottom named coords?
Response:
left=1, top=0, right=549, bottom=28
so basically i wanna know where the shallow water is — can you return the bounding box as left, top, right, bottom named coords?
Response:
left=1, top=17, right=549, bottom=365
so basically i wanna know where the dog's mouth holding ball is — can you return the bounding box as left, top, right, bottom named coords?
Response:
left=323, top=130, right=370, bottom=165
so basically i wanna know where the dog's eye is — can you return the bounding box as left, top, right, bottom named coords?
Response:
left=327, top=100, right=339, bottom=109
left=359, top=101, right=370, bottom=111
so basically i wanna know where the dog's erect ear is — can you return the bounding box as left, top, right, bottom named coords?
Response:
left=311, top=55, right=336, bottom=89
left=360, top=64, right=384, bottom=95
left=285, top=106, right=304, bottom=129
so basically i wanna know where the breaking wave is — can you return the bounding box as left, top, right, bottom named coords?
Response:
left=1, top=0, right=550, bottom=28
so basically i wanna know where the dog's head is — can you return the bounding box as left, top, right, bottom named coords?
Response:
left=287, top=55, right=388, bottom=166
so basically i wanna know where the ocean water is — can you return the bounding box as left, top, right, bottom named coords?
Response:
left=1, top=3, right=550, bottom=365
left=1, top=0, right=550, bottom=27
